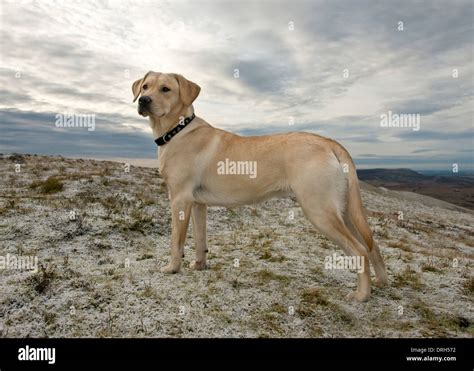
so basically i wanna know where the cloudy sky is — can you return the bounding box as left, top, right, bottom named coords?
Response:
left=0, top=0, right=472, bottom=170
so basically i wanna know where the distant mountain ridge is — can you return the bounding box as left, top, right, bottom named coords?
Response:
left=357, top=168, right=474, bottom=209
left=358, top=168, right=427, bottom=182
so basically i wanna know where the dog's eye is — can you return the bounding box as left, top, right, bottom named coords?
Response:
left=142, top=84, right=148, bottom=90
left=161, top=86, right=170, bottom=92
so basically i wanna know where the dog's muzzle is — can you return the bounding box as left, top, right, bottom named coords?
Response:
left=138, top=96, right=152, bottom=116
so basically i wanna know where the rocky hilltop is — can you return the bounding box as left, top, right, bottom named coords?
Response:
left=0, top=154, right=472, bottom=337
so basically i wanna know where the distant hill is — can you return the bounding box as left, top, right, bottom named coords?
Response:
left=357, top=168, right=474, bottom=209
left=357, top=168, right=427, bottom=183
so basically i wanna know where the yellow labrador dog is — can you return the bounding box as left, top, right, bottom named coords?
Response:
left=132, top=71, right=388, bottom=302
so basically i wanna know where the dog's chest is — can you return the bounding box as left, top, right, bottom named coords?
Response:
left=157, top=147, right=168, bottom=175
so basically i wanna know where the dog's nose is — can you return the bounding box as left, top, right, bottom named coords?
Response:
left=139, top=96, right=151, bottom=105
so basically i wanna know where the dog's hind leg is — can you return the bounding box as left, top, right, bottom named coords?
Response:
left=344, top=215, right=388, bottom=287
left=190, top=203, right=208, bottom=270
left=368, top=241, right=388, bottom=287
left=295, top=192, right=371, bottom=301
left=291, top=160, right=371, bottom=301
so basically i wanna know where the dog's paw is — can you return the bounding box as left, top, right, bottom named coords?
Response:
left=189, top=260, right=208, bottom=271
left=160, top=264, right=180, bottom=274
left=345, top=290, right=370, bottom=302
left=374, top=276, right=388, bottom=288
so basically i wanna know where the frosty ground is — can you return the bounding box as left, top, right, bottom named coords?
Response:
left=0, top=154, right=472, bottom=337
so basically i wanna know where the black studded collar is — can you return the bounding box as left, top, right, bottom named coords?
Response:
left=154, top=113, right=196, bottom=146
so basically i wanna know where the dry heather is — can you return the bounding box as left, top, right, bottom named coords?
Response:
left=0, top=154, right=472, bottom=338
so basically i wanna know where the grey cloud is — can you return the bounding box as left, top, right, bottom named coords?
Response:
left=395, top=129, right=474, bottom=141
left=0, top=109, right=153, bottom=158
left=412, top=149, right=435, bottom=154
left=233, top=59, right=291, bottom=93
left=299, top=0, right=473, bottom=53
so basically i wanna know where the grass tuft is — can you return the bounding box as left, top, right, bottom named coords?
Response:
left=30, top=177, right=64, bottom=194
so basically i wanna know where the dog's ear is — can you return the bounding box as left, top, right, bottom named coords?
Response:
left=132, top=71, right=152, bottom=102
left=173, top=74, right=201, bottom=106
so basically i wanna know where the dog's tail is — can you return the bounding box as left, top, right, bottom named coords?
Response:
left=331, top=141, right=374, bottom=251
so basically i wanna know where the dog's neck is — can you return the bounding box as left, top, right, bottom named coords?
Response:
left=149, top=105, right=195, bottom=140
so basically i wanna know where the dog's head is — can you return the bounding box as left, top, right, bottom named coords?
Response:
left=132, top=72, right=201, bottom=118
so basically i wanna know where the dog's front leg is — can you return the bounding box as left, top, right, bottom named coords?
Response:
left=190, top=203, right=208, bottom=270
left=160, top=199, right=192, bottom=274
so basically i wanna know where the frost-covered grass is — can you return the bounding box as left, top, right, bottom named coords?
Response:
left=0, top=154, right=472, bottom=337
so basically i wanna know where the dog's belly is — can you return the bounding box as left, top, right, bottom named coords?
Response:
left=192, top=182, right=291, bottom=206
